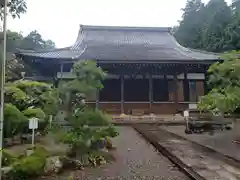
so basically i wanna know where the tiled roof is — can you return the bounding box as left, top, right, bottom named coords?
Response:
left=16, top=25, right=220, bottom=61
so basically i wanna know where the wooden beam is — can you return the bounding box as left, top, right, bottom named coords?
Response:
left=149, top=74, right=153, bottom=109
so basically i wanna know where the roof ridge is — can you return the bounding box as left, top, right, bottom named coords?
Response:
left=79, top=24, right=171, bottom=32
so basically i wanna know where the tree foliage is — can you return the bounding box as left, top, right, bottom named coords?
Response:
left=175, top=0, right=240, bottom=52
left=3, top=80, right=59, bottom=138
left=2, top=30, right=56, bottom=81
left=198, top=51, right=240, bottom=115
left=0, top=0, right=27, bottom=19
left=60, top=60, right=106, bottom=113
left=55, top=61, right=118, bottom=165
left=19, top=30, right=55, bottom=50
left=6, top=80, right=59, bottom=115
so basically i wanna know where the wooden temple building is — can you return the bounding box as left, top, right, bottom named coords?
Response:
left=15, top=25, right=220, bottom=115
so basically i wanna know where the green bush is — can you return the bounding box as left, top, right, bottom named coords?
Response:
left=71, top=109, right=110, bottom=126
left=2, top=150, right=16, bottom=166
left=23, top=108, right=46, bottom=120
left=9, top=147, right=48, bottom=180
left=31, top=146, right=49, bottom=158
left=4, top=103, right=28, bottom=138
left=104, top=126, right=119, bottom=138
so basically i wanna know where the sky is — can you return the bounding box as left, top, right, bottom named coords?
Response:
left=7, top=0, right=231, bottom=48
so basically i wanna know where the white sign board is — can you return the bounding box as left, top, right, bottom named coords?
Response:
left=184, top=110, right=189, bottom=118
left=29, top=117, right=39, bottom=129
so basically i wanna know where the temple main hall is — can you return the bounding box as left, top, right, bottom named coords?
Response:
left=16, top=25, right=220, bottom=115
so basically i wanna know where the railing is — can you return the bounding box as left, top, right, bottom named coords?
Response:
left=56, top=72, right=120, bottom=79
left=57, top=72, right=76, bottom=79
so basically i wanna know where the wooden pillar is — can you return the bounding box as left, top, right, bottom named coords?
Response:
left=121, top=75, right=124, bottom=114
left=60, top=62, right=63, bottom=80
left=96, top=90, right=99, bottom=109
left=204, top=71, right=208, bottom=95
left=149, top=74, right=153, bottom=109
left=173, top=74, right=178, bottom=104
left=55, top=62, right=64, bottom=88
left=183, top=71, right=189, bottom=101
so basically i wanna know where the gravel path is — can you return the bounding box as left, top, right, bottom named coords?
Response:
left=81, top=126, right=190, bottom=180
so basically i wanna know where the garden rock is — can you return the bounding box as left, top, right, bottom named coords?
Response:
left=21, top=134, right=32, bottom=144
left=12, top=135, right=21, bottom=145
left=61, top=156, right=83, bottom=170
left=44, top=156, right=63, bottom=174
left=1, top=166, right=12, bottom=180
left=4, top=138, right=13, bottom=147
left=91, top=139, right=106, bottom=150
left=100, top=148, right=109, bottom=153
left=24, top=149, right=34, bottom=156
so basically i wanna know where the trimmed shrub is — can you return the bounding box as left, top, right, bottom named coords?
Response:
left=2, top=150, right=16, bottom=166
left=9, top=147, right=48, bottom=180
left=31, top=146, right=49, bottom=158
left=23, top=108, right=46, bottom=120
left=71, top=109, right=111, bottom=126
left=4, top=103, right=28, bottom=138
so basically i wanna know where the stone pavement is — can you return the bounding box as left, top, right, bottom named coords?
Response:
left=138, top=125, right=240, bottom=180
left=162, top=122, right=240, bottom=161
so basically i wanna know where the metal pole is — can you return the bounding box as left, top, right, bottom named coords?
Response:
left=0, top=0, right=8, bottom=179
left=32, top=128, right=35, bottom=148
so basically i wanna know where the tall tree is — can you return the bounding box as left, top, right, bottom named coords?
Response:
left=174, top=0, right=205, bottom=49
left=175, top=0, right=238, bottom=52
left=0, top=0, right=27, bottom=19
left=201, top=0, right=232, bottom=52
left=2, top=30, right=56, bottom=80
left=232, top=0, right=240, bottom=13
left=20, top=30, right=55, bottom=50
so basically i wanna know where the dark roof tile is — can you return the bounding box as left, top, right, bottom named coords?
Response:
left=16, top=25, right=220, bottom=61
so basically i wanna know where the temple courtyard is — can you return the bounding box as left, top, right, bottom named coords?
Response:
left=37, top=119, right=240, bottom=180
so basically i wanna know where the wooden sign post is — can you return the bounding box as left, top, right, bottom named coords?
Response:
left=29, top=117, right=39, bottom=148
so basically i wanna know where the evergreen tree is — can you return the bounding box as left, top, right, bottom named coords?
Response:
left=174, top=0, right=205, bottom=49
left=201, top=0, right=232, bottom=52
left=175, top=0, right=240, bottom=52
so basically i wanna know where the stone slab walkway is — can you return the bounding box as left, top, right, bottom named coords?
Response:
left=162, top=123, right=240, bottom=161
left=141, top=125, right=240, bottom=180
